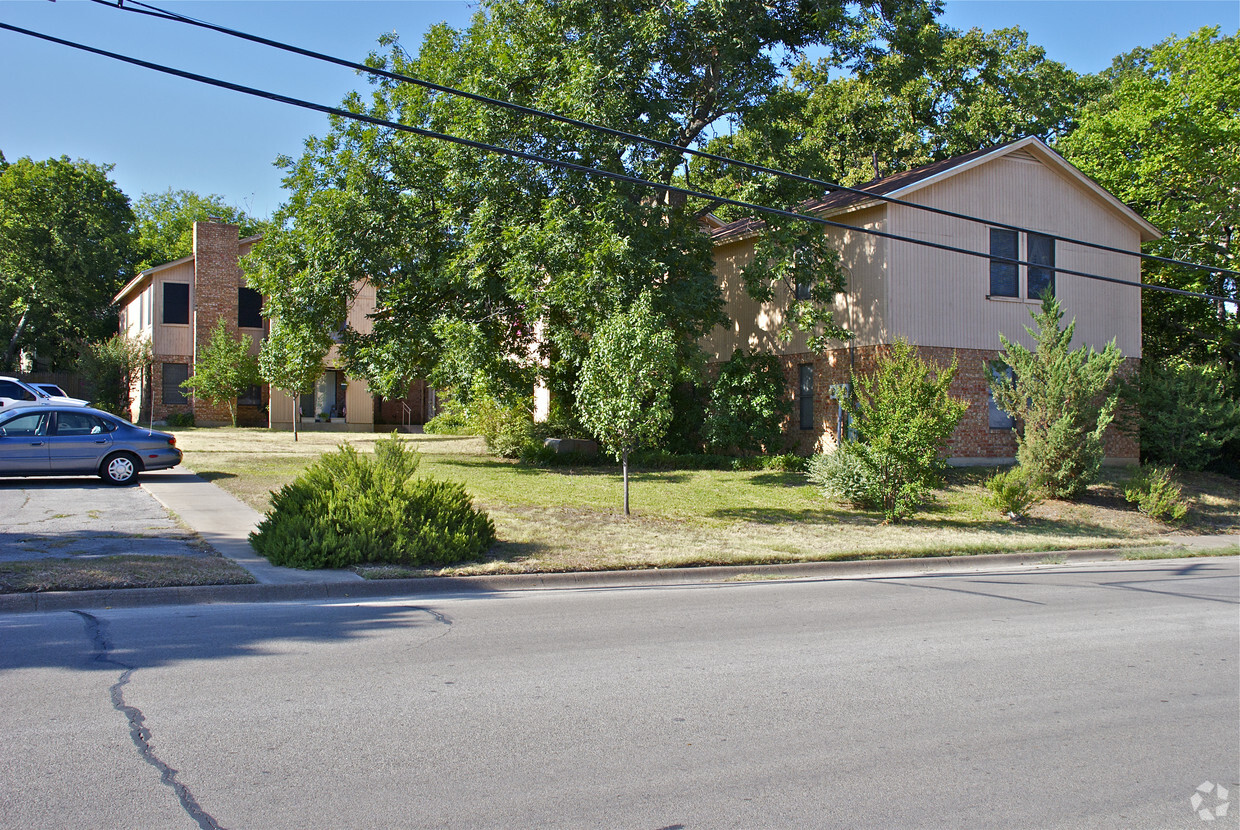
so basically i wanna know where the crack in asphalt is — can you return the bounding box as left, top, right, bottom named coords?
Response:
left=72, top=611, right=226, bottom=830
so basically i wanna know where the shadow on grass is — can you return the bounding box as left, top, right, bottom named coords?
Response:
left=708, top=506, right=866, bottom=525
left=429, top=456, right=696, bottom=484
left=747, top=471, right=812, bottom=488
left=195, top=471, right=238, bottom=483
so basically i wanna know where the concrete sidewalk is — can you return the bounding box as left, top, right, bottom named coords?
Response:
left=141, top=468, right=362, bottom=586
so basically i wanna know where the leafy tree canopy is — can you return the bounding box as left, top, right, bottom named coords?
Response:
left=135, top=189, right=266, bottom=271
left=0, top=154, right=136, bottom=370
left=1058, top=28, right=1239, bottom=378
left=693, top=24, right=1097, bottom=217
left=247, top=0, right=941, bottom=412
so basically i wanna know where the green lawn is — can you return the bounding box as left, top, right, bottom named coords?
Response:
left=172, top=427, right=1239, bottom=576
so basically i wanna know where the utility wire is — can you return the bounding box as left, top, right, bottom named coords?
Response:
left=87, top=0, right=1240, bottom=283
left=1, top=20, right=1231, bottom=305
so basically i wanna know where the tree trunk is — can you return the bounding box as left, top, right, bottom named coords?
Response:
left=622, top=449, right=630, bottom=516
left=3, top=307, right=29, bottom=371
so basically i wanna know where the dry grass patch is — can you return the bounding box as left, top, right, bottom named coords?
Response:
left=0, top=555, right=256, bottom=592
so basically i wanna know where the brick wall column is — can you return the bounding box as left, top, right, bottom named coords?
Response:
left=191, top=221, right=242, bottom=425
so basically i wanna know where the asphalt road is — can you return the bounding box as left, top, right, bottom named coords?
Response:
left=1, top=559, right=1236, bottom=829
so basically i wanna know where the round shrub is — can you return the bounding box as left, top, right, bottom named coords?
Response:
left=250, top=435, right=495, bottom=569
left=807, top=445, right=880, bottom=509
left=985, top=466, right=1037, bottom=518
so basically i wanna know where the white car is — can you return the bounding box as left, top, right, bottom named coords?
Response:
left=0, top=376, right=89, bottom=410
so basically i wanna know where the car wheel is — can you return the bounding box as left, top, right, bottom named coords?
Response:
left=100, top=452, right=140, bottom=486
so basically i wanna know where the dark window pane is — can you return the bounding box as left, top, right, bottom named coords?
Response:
left=1027, top=233, right=1055, bottom=299
left=989, top=229, right=1018, bottom=297
left=238, top=287, right=263, bottom=329
left=163, top=282, right=190, bottom=325
left=798, top=364, right=814, bottom=430
left=988, top=364, right=1016, bottom=429
left=795, top=281, right=812, bottom=301
left=163, top=363, right=189, bottom=406
left=238, top=385, right=262, bottom=407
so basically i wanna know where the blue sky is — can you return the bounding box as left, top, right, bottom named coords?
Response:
left=1, top=0, right=1236, bottom=220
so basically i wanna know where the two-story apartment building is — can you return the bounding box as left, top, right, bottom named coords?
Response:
left=703, top=137, right=1160, bottom=464
left=114, top=220, right=430, bottom=429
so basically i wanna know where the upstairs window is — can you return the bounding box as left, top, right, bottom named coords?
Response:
left=1027, top=233, right=1055, bottom=299
left=989, top=229, right=1057, bottom=300
left=238, top=287, right=263, bottom=329
left=989, top=229, right=1019, bottom=297
left=163, top=282, right=190, bottom=325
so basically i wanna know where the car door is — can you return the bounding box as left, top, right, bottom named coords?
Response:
left=0, top=410, right=52, bottom=474
left=46, top=410, right=114, bottom=473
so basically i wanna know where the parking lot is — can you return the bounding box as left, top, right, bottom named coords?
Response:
left=0, top=475, right=210, bottom=562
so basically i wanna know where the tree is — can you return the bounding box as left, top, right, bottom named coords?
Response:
left=988, top=296, right=1124, bottom=499
left=0, top=155, right=136, bottom=370
left=258, top=320, right=329, bottom=442
left=694, top=24, right=1098, bottom=215
left=1128, top=360, right=1240, bottom=471
left=181, top=319, right=262, bottom=427
left=576, top=293, right=679, bottom=515
left=247, top=0, right=939, bottom=419
left=703, top=349, right=792, bottom=454
left=76, top=334, right=151, bottom=417
left=839, top=338, right=968, bottom=521
left=1057, top=29, right=1239, bottom=381
left=135, top=189, right=266, bottom=271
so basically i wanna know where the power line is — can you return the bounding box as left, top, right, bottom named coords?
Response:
left=0, top=20, right=1231, bottom=305
left=86, top=0, right=1240, bottom=284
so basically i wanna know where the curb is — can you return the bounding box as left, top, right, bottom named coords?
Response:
left=4, top=547, right=1224, bottom=615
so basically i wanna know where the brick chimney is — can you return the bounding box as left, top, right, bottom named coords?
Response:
left=191, top=220, right=242, bottom=424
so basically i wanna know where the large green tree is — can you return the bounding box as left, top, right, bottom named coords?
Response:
left=694, top=24, right=1098, bottom=216
left=135, top=189, right=266, bottom=271
left=247, top=0, right=939, bottom=414
left=181, top=319, right=262, bottom=427
left=0, top=155, right=136, bottom=370
left=1058, top=28, right=1239, bottom=379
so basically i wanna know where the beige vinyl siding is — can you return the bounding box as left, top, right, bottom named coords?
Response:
left=887, top=153, right=1143, bottom=357
left=704, top=206, right=889, bottom=360
left=348, top=281, right=376, bottom=335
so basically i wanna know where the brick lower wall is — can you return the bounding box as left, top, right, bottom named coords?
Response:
left=747, top=346, right=1139, bottom=463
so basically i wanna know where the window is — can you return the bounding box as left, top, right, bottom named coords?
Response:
left=238, top=385, right=262, bottom=407
left=55, top=411, right=112, bottom=436
left=988, top=364, right=1016, bottom=430
left=989, top=229, right=1019, bottom=297
left=798, top=364, right=814, bottom=431
left=795, top=281, right=812, bottom=301
left=238, top=287, right=263, bottom=329
left=163, top=363, right=190, bottom=406
left=0, top=380, right=37, bottom=402
left=1027, top=233, right=1055, bottom=299
left=0, top=411, right=49, bottom=436
left=163, top=282, right=190, bottom=325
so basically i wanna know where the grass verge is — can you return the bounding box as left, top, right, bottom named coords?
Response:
left=0, top=555, right=257, bottom=593
left=170, top=427, right=1240, bottom=577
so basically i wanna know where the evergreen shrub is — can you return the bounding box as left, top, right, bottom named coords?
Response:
left=703, top=349, right=791, bottom=454
left=985, top=467, right=1037, bottom=518
left=250, top=435, right=495, bottom=569
left=1124, top=465, right=1189, bottom=524
left=807, top=446, right=880, bottom=509
left=164, top=412, right=195, bottom=428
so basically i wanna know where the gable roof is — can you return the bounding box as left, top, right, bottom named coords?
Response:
left=710, top=137, right=1161, bottom=245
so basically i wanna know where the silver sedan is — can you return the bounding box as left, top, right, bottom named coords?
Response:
left=0, top=405, right=182, bottom=485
